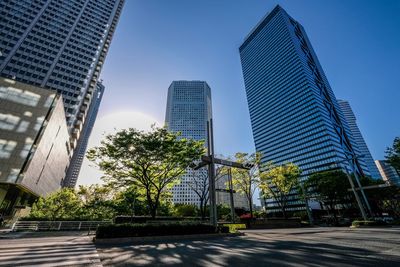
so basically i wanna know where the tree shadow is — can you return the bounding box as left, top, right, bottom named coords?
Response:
left=96, top=234, right=400, bottom=267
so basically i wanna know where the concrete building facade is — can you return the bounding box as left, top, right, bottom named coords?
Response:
left=0, top=77, right=70, bottom=221
left=63, top=81, right=104, bottom=187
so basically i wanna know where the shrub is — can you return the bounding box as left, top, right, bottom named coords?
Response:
left=96, top=222, right=222, bottom=239
left=222, top=223, right=246, bottom=233
left=351, top=220, right=388, bottom=227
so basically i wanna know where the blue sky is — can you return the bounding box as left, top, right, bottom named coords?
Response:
left=80, top=0, right=400, bottom=184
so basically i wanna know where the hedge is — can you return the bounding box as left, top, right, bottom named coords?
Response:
left=96, top=222, right=229, bottom=239
left=114, top=216, right=208, bottom=224
left=351, top=220, right=388, bottom=227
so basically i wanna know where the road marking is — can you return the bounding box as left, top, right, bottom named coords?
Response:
left=0, top=236, right=102, bottom=266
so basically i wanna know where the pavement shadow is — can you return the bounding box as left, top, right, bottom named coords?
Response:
left=96, top=235, right=400, bottom=267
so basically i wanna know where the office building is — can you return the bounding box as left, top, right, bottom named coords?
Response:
left=338, top=100, right=381, bottom=179
left=239, top=5, right=365, bottom=212
left=63, top=81, right=104, bottom=188
left=0, top=77, right=70, bottom=222
left=0, top=0, right=124, bottom=184
left=216, top=174, right=249, bottom=210
left=375, top=160, right=400, bottom=186
left=165, top=81, right=212, bottom=205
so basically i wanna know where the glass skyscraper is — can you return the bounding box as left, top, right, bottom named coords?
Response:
left=338, top=99, right=381, bottom=180
left=239, top=5, right=365, bottom=212
left=165, top=81, right=212, bottom=205
left=0, top=0, right=124, bottom=184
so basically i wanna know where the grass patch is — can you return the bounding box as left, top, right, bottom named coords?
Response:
left=351, top=220, right=388, bottom=228
left=222, top=223, right=247, bottom=233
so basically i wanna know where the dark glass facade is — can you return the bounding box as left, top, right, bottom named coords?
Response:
left=338, top=100, right=382, bottom=180
left=240, top=5, right=364, bottom=212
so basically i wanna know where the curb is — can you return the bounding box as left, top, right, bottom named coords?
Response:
left=95, top=232, right=243, bottom=245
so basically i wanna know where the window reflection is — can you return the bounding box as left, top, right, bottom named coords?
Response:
left=16, top=120, right=30, bottom=133
left=20, top=137, right=33, bottom=159
left=0, top=139, right=17, bottom=159
left=0, top=113, right=20, bottom=130
left=0, top=86, right=41, bottom=107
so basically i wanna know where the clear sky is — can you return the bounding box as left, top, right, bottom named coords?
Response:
left=79, top=0, right=400, bottom=185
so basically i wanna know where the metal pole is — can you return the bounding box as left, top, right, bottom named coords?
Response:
left=343, top=165, right=368, bottom=220
left=228, top=168, right=235, bottom=223
left=207, top=120, right=217, bottom=227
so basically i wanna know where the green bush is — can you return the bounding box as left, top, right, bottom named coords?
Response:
left=222, top=223, right=246, bottom=233
left=351, top=220, right=388, bottom=227
left=96, top=222, right=226, bottom=239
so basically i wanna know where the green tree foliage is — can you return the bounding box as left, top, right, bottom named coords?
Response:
left=359, top=176, right=400, bottom=218
left=304, top=170, right=350, bottom=224
left=112, top=186, right=148, bottom=216
left=224, top=152, right=261, bottom=219
left=386, top=137, right=400, bottom=174
left=173, top=204, right=198, bottom=217
left=30, top=188, right=81, bottom=220
left=260, top=163, right=301, bottom=219
left=29, top=186, right=116, bottom=220
left=76, top=184, right=116, bottom=220
left=87, top=126, right=205, bottom=218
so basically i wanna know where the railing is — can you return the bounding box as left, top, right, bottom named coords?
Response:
left=12, top=220, right=111, bottom=232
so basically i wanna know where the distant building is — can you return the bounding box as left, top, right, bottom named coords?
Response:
left=63, top=81, right=105, bottom=188
left=0, top=77, right=70, bottom=222
left=337, top=100, right=382, bottom=179
left=215, top=174, right=249, bottom=210
left=239, top=5, right=365, bottom=213
left=375, top=160, right=400, bottom=186
left=165, top=81, right=212, bottom=205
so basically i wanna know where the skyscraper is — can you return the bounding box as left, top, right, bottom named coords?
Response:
left=375, top=160, right=400, bottom=186
left=338, top=100, right=381, bottom=179
left=239, top=5, right=365, bottom=212
left=165, top=81, right=212, bottom=205
left=0, top=0, right=124, bottom=184
left=63, top=81, right=105, bottom=187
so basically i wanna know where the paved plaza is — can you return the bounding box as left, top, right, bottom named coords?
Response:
left=0, top=232, right=101, bottom=266
left=0, top=227, right=399, bottom=266
left=96, top=227, right=400, bottom=266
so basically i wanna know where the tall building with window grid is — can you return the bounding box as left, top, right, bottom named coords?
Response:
left=63, top=80, right=104, bottom=187
left=165, top=81, right=212, bottom=205
left=0, top=0, right=124, bottom=184
left=239, top=5, right=365, bottom=213
left=337, top=100, right=382, bottom=180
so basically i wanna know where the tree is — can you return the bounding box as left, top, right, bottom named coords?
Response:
left=260, top=163, right=301, bottom=219
left=386, top=137, right=400, bottom=174
left=226, top=152, right=261, bottom=219
left=113, top=186, right=148, bottom=217
left=304, top=170, right=350, bottom=224
left=185, top=167, right=209, bottom=220
left=173, top=204, right=198, bottom=217
left=29, top=188, right=81, bottom=220
left=87, top=126, right=205, bottom=218
left=77, top=184, right=115, bottom=220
